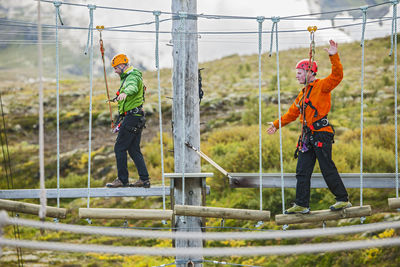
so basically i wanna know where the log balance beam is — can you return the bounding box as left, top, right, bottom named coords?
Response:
left=0, top=199, right=66, bottom=219
left=79, top=208, right=173, bottom=220
left=388, top=198, right=400, bottom=209
left=275, top=205, right=372, bottom=225
left=174, top=205, right=270, bottom=221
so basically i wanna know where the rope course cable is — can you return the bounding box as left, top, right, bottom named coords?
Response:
left=37, top=0, right=46, bottom=223
left=257, top=16, right=265, bottom=227
left=392, top=0, right=399, bottom=199
left=37, top=0, right=396, bottom=21
left=359, top=6, right=368, bottom=224
left=53, top=1, right=62, bottom=219
left=1, top=236, right=400, bottom=256
left=85, top=5, right=96, bottom=218
left=0, top=93, right=23, bottom=265
left=3, top=212, right=400, bottom=240
left=154, top=10, right=167, bottom=221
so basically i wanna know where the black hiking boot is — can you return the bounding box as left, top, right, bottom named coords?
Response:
left=129, top=179, right=150, bottom=188
left=105, top=178, right=128, bottom=188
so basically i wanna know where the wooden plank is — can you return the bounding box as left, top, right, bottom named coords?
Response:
left=275, top=205, right=372, bottom=225
left=165, top=172, right=214, bottom=178
left=174, top=205, right=270, bottom=221
left=230, top=173, right=398, bottom=188
left=388, top=198, right=400, bottom=209
left=79, top=208, right=173, bottom=220
left=0, top=199, right=66, bottom=219
left=0, top=187, right=210, bottom=199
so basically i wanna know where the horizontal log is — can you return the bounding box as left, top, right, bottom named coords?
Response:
left=230, top=173, right=398, bottom=188
left=174, top=205, right=270, bottom=221
left=388, top=198, right=400, bottom=209
left=275, top=205, right=371, bottom=225
left=164, top=173, right=214, bottom=178
left=79, top=208, right=173, bottom=220
left=0, top=199, right=66, bottom=219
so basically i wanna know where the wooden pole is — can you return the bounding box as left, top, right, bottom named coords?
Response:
left=275, top=206, right=372, bottom=225
left=172, top=0, right=202, bottom=266
left=79, top=208, right=173, bottom=220
left=174, top=205, right=271, bottom=221
left=0, top=199, right=66, bottom=219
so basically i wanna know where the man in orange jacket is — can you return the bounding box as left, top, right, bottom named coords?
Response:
left=267, top=40, right=351, bottom=214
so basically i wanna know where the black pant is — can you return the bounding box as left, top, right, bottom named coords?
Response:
left=295, top=131, right=348, bottom=207
left=114, top=114, right=149, bottom=185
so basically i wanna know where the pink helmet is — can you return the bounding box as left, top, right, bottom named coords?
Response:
left=296, top=59, right=318, bottom=73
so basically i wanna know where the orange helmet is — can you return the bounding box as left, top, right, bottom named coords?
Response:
left=296, top=59, right=318, bottom=73
left=111, top=54, right=129, bottom=67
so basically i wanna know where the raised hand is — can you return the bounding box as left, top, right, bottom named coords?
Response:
left=324, top=40, right=338, bottom=56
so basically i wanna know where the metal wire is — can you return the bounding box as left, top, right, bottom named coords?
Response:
left=86, top=5, right=96, bottom=210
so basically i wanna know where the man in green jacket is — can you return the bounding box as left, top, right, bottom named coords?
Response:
left=106, top=54, right=150, bottom=188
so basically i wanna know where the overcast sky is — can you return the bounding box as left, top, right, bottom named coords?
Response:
left=3, top=0, right=397, bottom=70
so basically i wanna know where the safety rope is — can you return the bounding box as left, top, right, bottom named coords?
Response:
left=390, top=1, right=399, bottom=56
left=96, top=26, right=114, bottom=129
left=37, top=0, right=46, bottom=222
left=257, top=16, right=265, bottom=226
left=178, top=12, right=187, bottom=207
left=37, top=0, right=395, bottom=22
left=154, top=11, right=167, bottom=215
left=4, top=214, right=400, bottom=240
left=392, top=1, right=399, bottom=198
left=2, top=236, right=400, bottom=256
left=53, top=1, right=62, bottom=216
left=85, top=5, right=96, bottom=214
left=0, top=94, right=23, bottom=266
left=360, top=6, right=368, bottom=212
left=268, top=17, right=285, bottom=216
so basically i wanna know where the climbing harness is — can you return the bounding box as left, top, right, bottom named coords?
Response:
left=96, top=25, right=114, bottom=129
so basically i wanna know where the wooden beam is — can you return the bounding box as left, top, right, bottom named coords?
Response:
left=388, top=198, right=400, bottom=209
left=0, top=199, right=66, bottom=219
left=165, top=172, right=214, bottom=178
left=174, top=205, right=270, bottom=221
left=79, top=208, right=173, bottom=220
left=275, top=205, right=372, bottom=225
left=0, top=186, right=210, bottom=199
left=230, top=173, right=398, bottom=188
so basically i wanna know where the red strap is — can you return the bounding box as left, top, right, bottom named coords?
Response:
left=116, top=91, right=120, bottom=96
left=305, top=98, right=309, bottom=103
left=317, top=141, right=323, bottom=147
left=309, top=124, right=314, bottom=130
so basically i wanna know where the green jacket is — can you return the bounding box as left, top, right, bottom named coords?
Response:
left=117, top=66, right=144, bottom=114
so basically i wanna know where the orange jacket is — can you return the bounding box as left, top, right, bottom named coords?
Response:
left=273, top=53, right=343, bottom=133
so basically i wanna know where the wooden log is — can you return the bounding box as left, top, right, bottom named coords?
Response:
left=388, top=198, right=400, bottom=209
left=79, top=208, right=173, bottom=220
left=0, top=199, right=66, bottom=219
left=174, top=205, right=270, bottom=221
left=275, top=205, right=371, bottom=225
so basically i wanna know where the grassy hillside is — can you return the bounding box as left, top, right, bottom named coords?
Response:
left=0, top=36, right=400, bottom=266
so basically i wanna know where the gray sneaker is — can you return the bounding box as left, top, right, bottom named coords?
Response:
left=106, top=178, right=128, bottom=188
left=330, top=201, right=352, bottom=211
left=129, top=179, right=150, bottom=188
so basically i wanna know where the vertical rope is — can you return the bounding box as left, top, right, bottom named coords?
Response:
left=360, top=6, right=368, bottom=208
left=153, top=11, right=166, bottom=212
left=38, top=0, right=46, bottom=221
left=257, top=16, right=265, bottom=222
left=86, top=5, right=96, bottom=210
left=392, top=1, right=399, bottom=198
left=179, top=12, right=187, bottom=206
left=269, top=17, right=284, bottom=214
left=268, top=19, right=277, bottom=57
left=53, top=1, right=62, bottom=212
left=390, top=1, right=399, bottom=57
